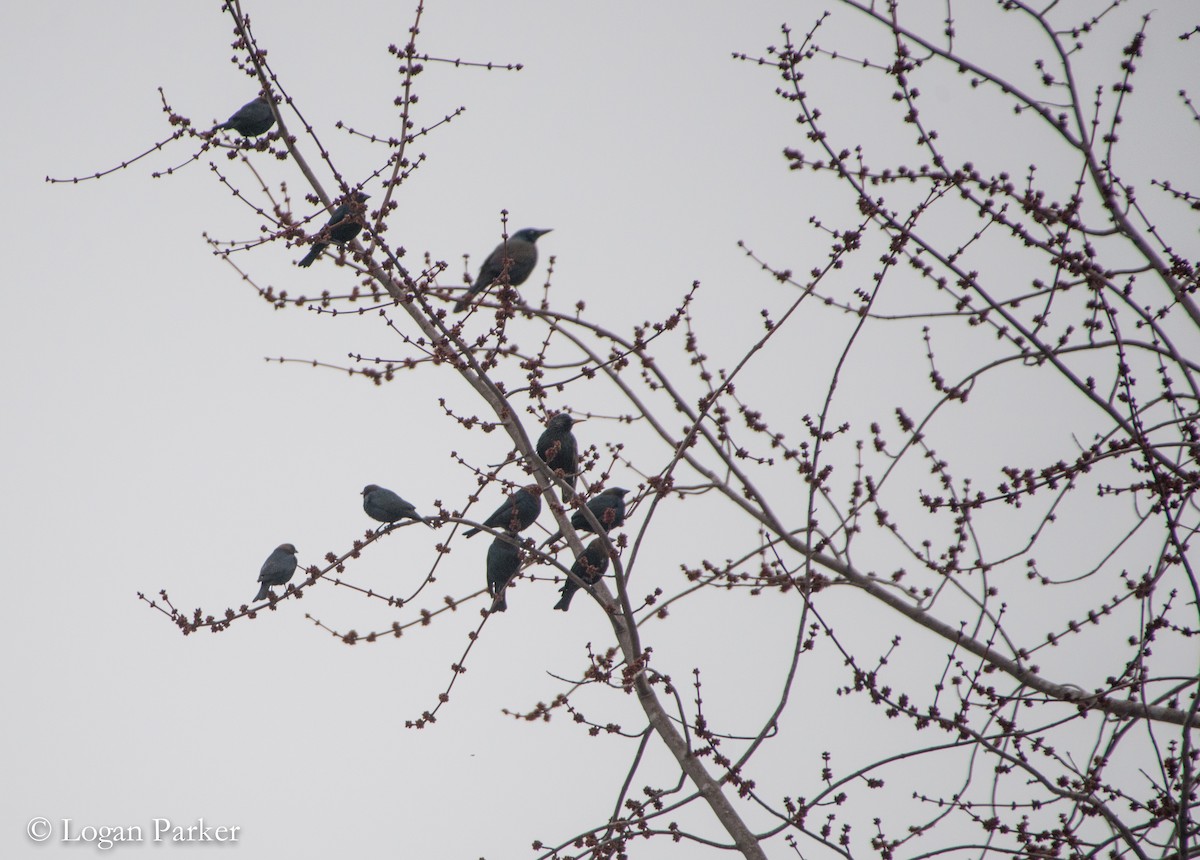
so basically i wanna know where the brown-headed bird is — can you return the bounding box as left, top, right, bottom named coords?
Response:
left=536, top=413, right=580, bottom=502
left=253, top=543, right=298, bottom=602
left=361, top=484, right=427, bottom=529
left=486, top=532, right=522, bottom=613
left=463, top=484, right=542, bottom=537
left=554, top=537, right=610, bottom=611
left=298, top=192, right=370, bottom=267
left=543, top=487, right=629, bottom=545
left=454, top=228, right=552, bottom=312
left=214, top=95, right=275, bottom=137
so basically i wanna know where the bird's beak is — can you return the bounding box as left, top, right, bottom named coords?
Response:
left=538, top=228, right=554, bottom=238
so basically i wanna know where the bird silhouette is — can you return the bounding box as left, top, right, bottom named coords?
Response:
left=486, top=533, right=522, bottom=613
left=554, top=537, right=610, bottom=611
left=253, top=543, right=298, bottom=602
left=361, top=484, right=428, bottom=529
left=214, top=95, right=275, bottom=137
left=543, top=488, right=629, bottom=545
left=298, top=192, right=370, bottom=267
left=536, top=413, right=580, bottom=502
left=454, top=228, right=552, bottom=311
left=464, top=485, right=542, bottom=537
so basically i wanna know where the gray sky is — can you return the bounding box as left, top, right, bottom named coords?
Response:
left=4, top=2, right=1197, bottom=857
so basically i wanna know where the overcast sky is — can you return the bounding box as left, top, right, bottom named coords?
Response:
left=3, top=2, right=1197, bottom=857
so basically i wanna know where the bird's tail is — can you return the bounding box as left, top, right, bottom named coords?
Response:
left=298, top=245, right=324, bottom=268
left=553, top=588, right=575, bottom=612
left=489, top=594, right=508, bottom=613
left=463, top=526, right=481, bottom=538
left=253, top=583, right=271, bottom=602
left=453, top=287, right=481, bottom=313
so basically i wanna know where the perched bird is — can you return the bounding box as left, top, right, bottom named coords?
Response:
left=464, top=484, right=542, bottom=537
left=454, top=227, right=552, bottom=312
left=298, top=192, right=370, bottom=267
left=536, top=413, right=580, bottom=502
left=543, top=487, right=629, bottom=545
left=253, top=543, right=299, bottom=602
left=214, top=96, right=275, bottom=137
left=361, top=484, right=426, bottom=529
left=486, top=533, right=522, bottom=613
left=554, top=537, right=610, bottom=611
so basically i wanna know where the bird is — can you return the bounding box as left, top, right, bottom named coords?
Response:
left=253, top=543, right=299, bottom=602
left=298, top=192, right=370, bottom=267
left=463, top=484, right=542, bottom=537
left=214, top=96, right=275, bottom=137
left=554, top=537, right=610, bottom=611
left=486, top=533, right=522, bottom=613
left=536, top=413, right=580, bottom=502
left=543, top=487, right=629, bottom=545
left=454, top=228, right=552, bottom=311
left=361, top=484, right=427, bottom=529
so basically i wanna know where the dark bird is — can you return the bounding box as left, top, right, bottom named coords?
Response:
left=486, top=533, right=522, bottom=613
left=554, top=537, right=610, bottom=612
left=454, top=227, right=552, bottom=312
left=214, top=96, right=275, bottom=137
left=253, top=543, right=299, bottom=602
left=544, top=487, right=629, bottom=545
left=464, top=485, right=542, bottom=537
left=362, top=484, right=426, bottom=529
left=298, top=192, right=370, bottom=267
left=536, top=413, right=580, bottom=502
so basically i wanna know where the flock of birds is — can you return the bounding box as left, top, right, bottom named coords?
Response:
left=214, top=96, right=552, bottom=301
left=252, top=414, right=629, bottom=613
left=215, top=97, right=628, bottom=614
